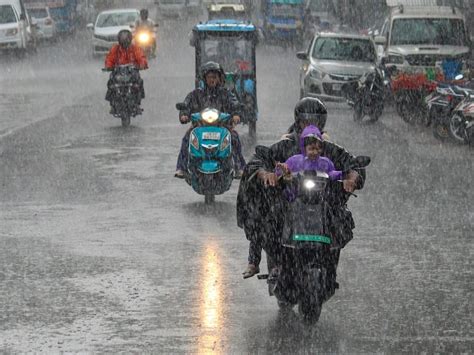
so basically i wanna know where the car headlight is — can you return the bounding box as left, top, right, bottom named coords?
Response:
left=309, top=68, right=325, bottom=80
left=201, top=109, right=219, bottom=124
left=220, top=133, right=231, bottom=151
left=190, top=131, right=199, bottom=150
left=387, top=54, right=404, bottom=64
left=138, top=32, right=150, bottom=43
left=6, top=28, right=18, bottom=36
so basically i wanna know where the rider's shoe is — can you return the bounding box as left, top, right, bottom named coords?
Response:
left=242, top=264, right=260, bottom=279
left=174, top=170, right=185, bottom=179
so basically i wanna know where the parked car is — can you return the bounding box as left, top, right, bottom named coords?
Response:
left=0, top=0, right=36, bottom=55
left=296, top=32, right=378, bottom=101
left=26, top=6, right=56, bottom=40
left=87, top=8, right=139, bottom=57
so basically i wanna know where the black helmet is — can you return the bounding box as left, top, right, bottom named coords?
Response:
left=294, top=97, right=327, bottom=131
left=201, top=61, right=225, bottom=82
left=118, top=29, right=132, bottom=48
left=140, top=9, right=148, bottom=19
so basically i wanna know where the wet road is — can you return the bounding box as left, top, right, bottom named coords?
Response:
left=1, top=21, right=473, bottom=353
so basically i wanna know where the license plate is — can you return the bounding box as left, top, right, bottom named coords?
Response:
left=333, top=83, right=342, bottom=91
left=202, top=132, right=221, bottom=140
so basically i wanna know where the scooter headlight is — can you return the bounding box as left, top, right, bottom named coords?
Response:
left=220, top=132, right=231, bottom=151
left=304, top=179, right=316, bottom=190
left=190, top=131, right=199, bottom=150
left=201, top=109, right=219, bottom=124
left=138, top=32, right=150, bottom=43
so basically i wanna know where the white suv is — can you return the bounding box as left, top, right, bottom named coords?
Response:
left=375, top=5, right=471, bottom=73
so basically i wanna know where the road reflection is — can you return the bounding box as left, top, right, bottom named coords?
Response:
left=197, top=241, right=224, bottom=354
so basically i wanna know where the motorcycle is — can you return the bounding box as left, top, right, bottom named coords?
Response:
left=256, top=147, right=371, bottom=322
left=426, top=81, right=469, bottom=141
left=175, top=104, right=235, bottom=204
left=343, top=67, right=385, bottom=123
left=449, top=92, right=474, bottom=145
left=103, top=64, right=144, bottom=127
left=131, top=24, right=158, bottom=59
left=391, top=72, right=438, bottom=126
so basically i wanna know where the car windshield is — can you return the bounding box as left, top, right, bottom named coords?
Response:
left=269, top=4, right=301, bottom=18
left=0, top=5, right=17, bottom=24
left=312, top=37, right=376, bottom=62
left=200, top=36, right=254, bottom=74
left=28, top=8, right=48, bottom=19
left=391, top=18, right=468, bottom=46
left=96, top=12, right=138, bottom=28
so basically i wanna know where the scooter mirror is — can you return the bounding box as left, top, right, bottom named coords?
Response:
left=176, top=103, right=187, bottom=111
left=355, top=156, right=371, bottom=168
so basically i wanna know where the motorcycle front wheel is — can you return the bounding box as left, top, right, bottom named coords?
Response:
left=204, top=194, right=215, bottom=204
left=298, top=296, right=322, bottom=323
left=433, top=123, right=450, bottom=141
left=449, top=114, right=468, bottom=144
left=121, top=116, right=131, bottom=127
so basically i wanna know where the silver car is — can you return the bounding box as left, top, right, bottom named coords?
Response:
left=297, top=33, right=378, bottom=102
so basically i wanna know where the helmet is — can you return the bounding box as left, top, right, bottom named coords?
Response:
left=140, top=9, right=148, bottom=19
left=294, top=97, right=327, bottom=131
left=201, top=61, right=225, bottom=82
left=118, top=29, right=132, bottom=48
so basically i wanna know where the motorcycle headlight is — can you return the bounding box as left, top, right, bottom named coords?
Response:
left=138, top=32, right=150, bottom=43
left=201, top=109, right=219, bottom=124
left=190, top=131, right=199, bottom=150
left=304, top=179, right=316, bottom=190
left=220, top=133, right=231, bottom=151
left=309, top=68, right=325, bottom=80
left=387, top=54, right=404, bottom=64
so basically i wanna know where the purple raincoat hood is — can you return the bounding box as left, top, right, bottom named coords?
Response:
left=299, top=125, right=322, bottom=155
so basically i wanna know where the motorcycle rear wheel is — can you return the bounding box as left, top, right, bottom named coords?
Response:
left=248, top=121, right=257, bottom=140
left=121, top=116, right=131, bottom=127
left=204, top=194, right=215, bottom=204
left=450, top=114, right=468, bottom=144
left=433, top=123, right=450, bottom=141
left=298, top=297, right=322, bottom=323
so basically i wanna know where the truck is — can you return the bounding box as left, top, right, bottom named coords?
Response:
left=22, top=0, right=77, bottom=34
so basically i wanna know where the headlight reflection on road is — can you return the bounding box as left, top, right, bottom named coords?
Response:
left=198, top=242, right=224, bottom=354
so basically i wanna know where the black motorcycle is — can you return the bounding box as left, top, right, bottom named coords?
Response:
left=257, top=149, right=370, bottom=322
left=103, top=64, right=144, bottom=127
left=343, top=67, right=385, bottom=123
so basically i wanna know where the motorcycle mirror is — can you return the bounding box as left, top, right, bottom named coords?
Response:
left=354, top=156, right=371, bottom=168
left=255, top=145, right=272, bottom=161
left=176, top=103, right=187, bottom=111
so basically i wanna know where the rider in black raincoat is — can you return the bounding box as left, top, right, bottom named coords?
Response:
left=237, top=97, right=366, bottom=281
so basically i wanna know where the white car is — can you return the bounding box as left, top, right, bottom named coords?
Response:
left=87, top=9, right=139, bottom=57
left=297, top=33, right=378, bottom=101
left=0, top=0, right=35, bottom=54
left=27, top=6, right=55, bottom=40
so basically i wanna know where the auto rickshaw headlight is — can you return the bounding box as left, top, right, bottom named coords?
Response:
left=201, top=109, right=220, bottom=124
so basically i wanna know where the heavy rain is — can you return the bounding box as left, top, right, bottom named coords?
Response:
left=0, top=0, right=473, bottom=352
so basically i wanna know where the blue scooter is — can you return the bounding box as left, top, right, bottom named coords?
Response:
left=176, top=104, right=235, bottom=204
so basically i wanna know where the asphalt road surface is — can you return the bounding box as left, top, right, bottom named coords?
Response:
left=0, top=21, right=473, bottom=353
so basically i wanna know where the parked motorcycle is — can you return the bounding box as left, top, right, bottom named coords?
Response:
left=391, top=72, right=438, bottom=126
left=103, top=64, right=144, bottom=127
left=175, top=104, right=235, bottom=204
left=256, top=147, right=370, bottom=322
left=343, top=67, right=385, bottom=123
left=450, top=92, right=474, bottom=145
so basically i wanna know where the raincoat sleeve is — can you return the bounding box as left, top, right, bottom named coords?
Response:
left=133, top=46, right=148, bottom=69
left=225, top=89, right=241, bottom=117
left=105, top=45, right=119, bottom=69
left=323, top=157, right=342, bottom=181
left=322, top=141, right=365, bottom=189
left=179, top=90, right=198, bottom=119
